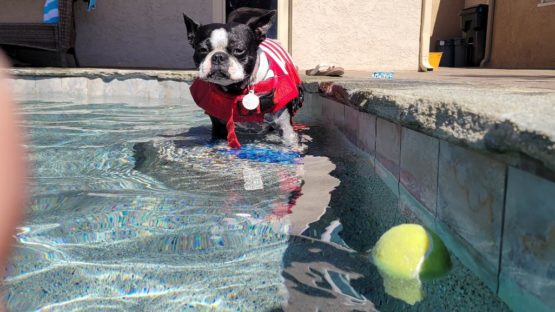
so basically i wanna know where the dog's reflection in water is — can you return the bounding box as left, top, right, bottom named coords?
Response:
left=132, top=126, right=304, bottom=222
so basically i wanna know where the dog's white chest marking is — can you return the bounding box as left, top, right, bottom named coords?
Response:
left=210, top=28, right=228, bottom=51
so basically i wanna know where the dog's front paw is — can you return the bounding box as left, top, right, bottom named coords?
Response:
left=282, top=131, right=301, bottom=149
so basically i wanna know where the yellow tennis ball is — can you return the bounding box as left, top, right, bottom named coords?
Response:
left=371, top=224, right=452, bottom=305
left=380, top=273, right=423, bottom=305
left=372, top=224, right=451, bottom=280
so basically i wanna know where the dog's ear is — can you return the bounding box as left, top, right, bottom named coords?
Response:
left=247, top=10, right=276, bottom=43
left=183, top=13, right=201, bottom=46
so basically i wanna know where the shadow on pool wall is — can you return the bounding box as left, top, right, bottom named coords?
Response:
left=280, top=124, right=510, bottom=311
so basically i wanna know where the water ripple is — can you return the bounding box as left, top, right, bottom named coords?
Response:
left=6, top=98, right=300, bottom=311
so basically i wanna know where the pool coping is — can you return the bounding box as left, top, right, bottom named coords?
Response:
left=7, top=67, right=197, bottom=82
left=302, top=76, right=555, bottom=175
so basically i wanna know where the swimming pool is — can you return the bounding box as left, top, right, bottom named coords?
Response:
left=3, top=93, right=509, bottom=311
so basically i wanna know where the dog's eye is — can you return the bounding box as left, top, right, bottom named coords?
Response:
left=198, top=47, right=209, bottom=54
left=233, top=49, right=246, bottom=56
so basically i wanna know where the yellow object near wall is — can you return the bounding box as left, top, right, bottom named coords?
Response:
left=429, top=52, right=443, bottom=70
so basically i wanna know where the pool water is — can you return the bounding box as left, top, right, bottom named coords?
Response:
left=3, top=97, right=509, bottom=311
left=290, top=128, right=511, bottom=312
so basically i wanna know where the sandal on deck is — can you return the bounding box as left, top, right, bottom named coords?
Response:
left=305, top=64, right=345, bottom=77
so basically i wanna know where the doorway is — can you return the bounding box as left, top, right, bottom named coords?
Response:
left=213, top=0, right=291, bottom=51
left=226, top=0, right=279, bottom=39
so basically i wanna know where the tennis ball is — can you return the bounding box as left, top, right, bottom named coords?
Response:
left=380, top=273, right=423, bottom=305
left=419, top=230, right=452, bottom=280
left=372, top=224, right=451, bottom=280
left=371, top=224, right=452, bottom=305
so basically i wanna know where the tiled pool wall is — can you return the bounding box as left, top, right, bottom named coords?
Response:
left=8, top=76, right=193, bottom=100
left=299, top=92, right=555, bottom=312
left=8, top=76, right=555, bottom=312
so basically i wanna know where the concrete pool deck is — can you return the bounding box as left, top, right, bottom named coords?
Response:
left=306, top=68, right=555, bottom=91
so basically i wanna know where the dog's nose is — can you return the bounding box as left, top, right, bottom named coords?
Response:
left=211, top=52, right=229, bottom=65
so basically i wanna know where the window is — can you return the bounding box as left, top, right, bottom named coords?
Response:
left=539, top=0, right=555, bottom=7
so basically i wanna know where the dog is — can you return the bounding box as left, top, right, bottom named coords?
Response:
left=183, top=10, right=303, bottom=148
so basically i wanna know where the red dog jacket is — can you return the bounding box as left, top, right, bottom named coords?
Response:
left=190, top=39, right=302, bottom=148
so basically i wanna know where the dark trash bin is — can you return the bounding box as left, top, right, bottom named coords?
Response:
left=453, top=38, right=467, bottom=67
left=436, top=39, right=454, bottom=67
left=460, top=4, right=488, bottom=66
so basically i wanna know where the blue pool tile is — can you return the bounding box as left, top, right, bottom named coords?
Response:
left=344, top=105, right=359, bottom=145
left=60, top=78, right=88, bottom=97
left=35, top=77, right=62, bottom=95
left=376, top=161, right=399, bottom=196
left=400, top=128, right=439, bottom=215
left=321, top=97, right=344, bottom=129
left=10, top=78, right=36, bottom=97
left=86, top=78, right=105, bottom=97
left=499, top=168, right=555, bottom=312
left=437, top=142, right=506, bottom=281
left=322, top=97, right=339, bottom=125
left=376, top=118, right=401, bottom=181
left=296, top=93, right=323, bottom=123
left=399, top=186, right=436, bottom=228
left=332, top=100, right=345, bottom=131
left=356, top=112, right=376, bottom=157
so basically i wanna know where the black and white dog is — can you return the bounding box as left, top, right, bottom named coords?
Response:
left=183, top=9, right=303, bottom=148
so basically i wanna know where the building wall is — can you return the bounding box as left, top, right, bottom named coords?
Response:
left=430, top=0, right=465, bottom=51
left=2, top=0, right=423, bottom=70
left=73, top=1, right=215, bottom=69
left=430, top=0, right=489, bottom=51
left=0, top=0, right=43, bottom=23
left=291, top=0, right=422, bottom=71
left=489, top=0, right=555, bottom=69
left=465, top=0, right=488, bottom=8
left=5, top=0, right=554, bottom=70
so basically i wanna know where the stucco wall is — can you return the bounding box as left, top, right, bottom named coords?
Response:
left=0, top=0, right=43, bottom=23
left=465, top=0, right=488, bottom=8
left=489, top=0, right=555, bottom=69
left=291, top=0, right=422, bottom=71
left=2, top=1, right=424, bottom=70
left=74, top=1, right=214, bottom=69
left=430, top=0, right=489, bottom=51
left=430, top=0, right=465, bottom=50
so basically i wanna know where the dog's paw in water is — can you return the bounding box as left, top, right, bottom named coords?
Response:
left=282, top=131, right=300, bottom=150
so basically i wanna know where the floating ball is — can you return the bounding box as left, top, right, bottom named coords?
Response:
left=372, top=224, right=452, bottom=305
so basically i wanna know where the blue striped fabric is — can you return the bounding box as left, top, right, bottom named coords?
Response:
left=88, top=0, right=97, bottom=12
left=43, top=0, right=59, bottom=24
